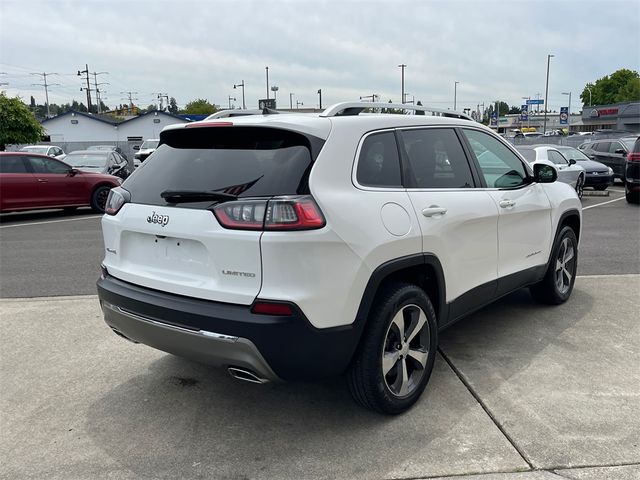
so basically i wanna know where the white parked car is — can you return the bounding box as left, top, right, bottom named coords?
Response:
left=515, top=145, right=586, bottom=198
left=133, top=139, right=159, bottom=166
left=98, top=102, right=582, bottom=414
left=20, top=145, right=66, bottom=160
left=523, top=132, right=543, bottom=139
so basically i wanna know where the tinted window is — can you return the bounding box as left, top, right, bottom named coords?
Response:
left=463, top=129, right=528, bottom=188
left=548, top=150, right=568, bottom=165
left=125, top=127, right=322, bottom=206
left=27, top=156, right=70, bottom=174
left=0, top=156, right=29, bottom=173
left=402, top=128, right=473, bottom=188
left=356, top=131, right=402, bottom=187
left=557, top=147, right=590, bottom=161
left=595, top=142, right=610, bottom=152
left=608, top=142, right=624, bottom=154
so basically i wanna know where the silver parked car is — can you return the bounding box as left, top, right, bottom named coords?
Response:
left=20, top=145, right=66, bottom=161
left=516, top=145, right=586, bottom=198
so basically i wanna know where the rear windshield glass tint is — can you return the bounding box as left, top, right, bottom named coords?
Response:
left=123, top=127, right=322, bottom=206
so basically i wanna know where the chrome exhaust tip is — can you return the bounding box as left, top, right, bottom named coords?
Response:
left=227, top=366, right=269, bottom=384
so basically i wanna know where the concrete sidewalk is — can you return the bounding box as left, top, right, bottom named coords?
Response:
left=1, top=276, right=638, bottom=479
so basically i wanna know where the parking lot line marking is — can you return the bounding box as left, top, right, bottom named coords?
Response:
left=582, top=197, right=627, bottom=210
left=0, top=215, right=102, bottom=229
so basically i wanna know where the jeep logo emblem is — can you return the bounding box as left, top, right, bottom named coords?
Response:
left=147, top=211, right=169, bottom=227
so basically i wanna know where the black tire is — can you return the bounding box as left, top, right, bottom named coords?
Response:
left=530, top=226, right=578, bottom=305
left=575, top=175, right=584, bottom=199
left=626, top=190, right=640, bottom=204
left=593, top=185, right=608, bottom=191
left=347, top=283, right=438, bottom=415
left=90, top=185, right=111, bottom=213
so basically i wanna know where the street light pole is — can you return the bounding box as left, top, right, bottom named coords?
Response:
left=543, top=54, right=554, bottom=134
left=585, top=86, right=592, bottom=106
left=398, top=64, right=406, bottom=104
left=233, top=81, right=246, bottom=109
left=317, top=89, right=322, bottom=109
left=562, top=91, right=572, bottom=132
left=271, top=85, right=278, bottom=104
left=228, top=96, right=236, bottom=109
left=265, top=66, right=269, bottom=100
left=289, top=92, right=294, bottom=109
left=454, top=81, right=459, bottom=110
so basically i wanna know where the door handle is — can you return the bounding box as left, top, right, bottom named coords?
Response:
left=422, top=206, right=447, bottom=217
left=37, top=178, right=48, bottom=183
left=499, top=200, right=516, bottom=208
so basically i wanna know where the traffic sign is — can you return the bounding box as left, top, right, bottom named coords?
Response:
left=520, top=104, right=528, bottom=121
left=526, top=99, right=544, bottom=105
left=259, top=99, right=276, bottom=110
left=559, top=106, right=569, bottom=125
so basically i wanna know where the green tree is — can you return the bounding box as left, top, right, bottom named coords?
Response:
left=580, top=69, right=640, bottom=106
left=0, top=92, right=44, bottom=150
left=168, top=97, right=179, bottom=114
left=144, top=103, right=158, bottom=112
left=180, top=98, right=218, bottom=115
left=508, top=105, right=522, bottom=114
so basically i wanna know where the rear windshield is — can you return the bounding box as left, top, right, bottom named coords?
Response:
left=123, top=126, right=324, bottom=206
left=65, top=153, right=108, bottom=168
left=515, top=148, right=536, bottom=162
left=557, top=147, right=589, bottom=161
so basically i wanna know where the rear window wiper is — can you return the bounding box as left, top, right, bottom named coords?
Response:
left=160, top=190, right=238, bottom=203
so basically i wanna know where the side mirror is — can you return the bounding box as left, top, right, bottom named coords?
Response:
left=568, top=158, right=576, bottom=165
left=614, top=149, right=625, bottom=155
left=534, top=163, right=557, bottom=183
left=68, top=168, right=79, bottom=176
left=133, top=145, right=140, bottom=151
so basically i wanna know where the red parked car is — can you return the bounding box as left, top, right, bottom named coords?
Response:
left=0, top=152, right=121, bottom=213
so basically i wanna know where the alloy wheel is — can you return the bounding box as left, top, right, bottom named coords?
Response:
left=554, top=237, right=575, bottom=295
left=381, top=304, right=430, bottom=398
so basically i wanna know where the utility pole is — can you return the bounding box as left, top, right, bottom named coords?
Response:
left=398, top=64, right=406, bottom=104
left=120, top=91, right=139, bottom=113
left=289, top=92, right=294, bottom=109
left=30, top=72, right=59, bottom=118
left=454, top=81, right=460, bottom=110
left=91, top=71, right=109, bottom=114
left=317, top=89, right=322, bottom=109
left=77, top=64, right=92, bottom=112
left=543, top=54, right=554, bottom=134
left=265, top=66, right=269, bottom=100
left=233, top=81, right=245, bottom=109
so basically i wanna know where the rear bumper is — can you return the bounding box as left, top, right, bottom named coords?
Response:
left=97, top=274, right=361, bottom=381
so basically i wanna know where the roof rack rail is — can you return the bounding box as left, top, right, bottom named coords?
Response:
left=319, top=102, right=474, bottom=121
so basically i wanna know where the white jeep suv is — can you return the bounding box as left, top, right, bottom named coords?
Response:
left=98, top=102, right=581, bottom=414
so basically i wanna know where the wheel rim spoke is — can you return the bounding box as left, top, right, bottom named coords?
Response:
left=397, top=358, right=410, bottom=396
left=390, top=310, right=405, bottom=339
left=382, top=350, right=400, bottom=376
left=406, top=308, right=426, bottom=343
left=407, top=348, right=428, bottom=368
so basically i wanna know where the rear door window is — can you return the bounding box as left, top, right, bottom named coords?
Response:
left=27, top=156, right=70, bottom=174
left=124, top=126, right=324, bottom=206
left=0, top=156, right=29, bottom=173
left=548, top=150, right=568, bottom=165
left=401, top=128, right=474, bottom=188
left=608, top=142, right=624, bottom=154
left=595, top=142, right=610, bottom=152
left=356, top=131, right=402, bottom=188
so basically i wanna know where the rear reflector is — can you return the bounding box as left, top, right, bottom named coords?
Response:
left=251, top=301, right=293, bottom=316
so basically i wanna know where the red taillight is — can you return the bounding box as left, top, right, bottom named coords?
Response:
left=185, top=121, right=233, bottom=128
left=251, top=301, right=293, bottom=316
left=212, top=195, right=325, bottom=231
left=627, top=152, right=640, bottom=162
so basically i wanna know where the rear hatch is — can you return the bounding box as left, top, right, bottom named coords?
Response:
left=101, top=124, right=325, bottom=304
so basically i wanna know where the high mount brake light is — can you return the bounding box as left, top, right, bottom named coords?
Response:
left=185, top=122, right=233, bottom=128
left=212, top=195, right=325, bottom=231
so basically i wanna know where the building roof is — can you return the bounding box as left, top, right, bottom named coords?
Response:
left=41, top=109, right=191, bottom=126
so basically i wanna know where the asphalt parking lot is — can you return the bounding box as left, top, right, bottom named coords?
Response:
left=1, top=188, right=639, bottom=479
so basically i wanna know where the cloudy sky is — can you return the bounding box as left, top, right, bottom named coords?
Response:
left=1, top=0, right=638, bottom=113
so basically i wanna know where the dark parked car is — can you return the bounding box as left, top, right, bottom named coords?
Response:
left=0, top=152, right=121, bottom=213
left=581, top=137, right=637, bottom=182
left=554, top=145, right=613, bottom=191
left=625, top=137, right=640, bottom=204
left=64, top=150, right=131, bottom=180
